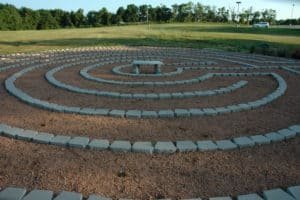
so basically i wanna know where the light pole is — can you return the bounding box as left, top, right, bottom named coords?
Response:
left=236, top=1, right=241, bottom=28
left=146, top=5, right=150, bottom=30
left=290, top=3, right=295, bottom=27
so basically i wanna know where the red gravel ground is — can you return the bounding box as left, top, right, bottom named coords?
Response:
left=0, top=47, right=299, bottom=199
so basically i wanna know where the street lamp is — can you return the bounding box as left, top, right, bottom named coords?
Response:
left=236, top=1, right=241, bottom=28
left=290, top=3, right=295, bottom=27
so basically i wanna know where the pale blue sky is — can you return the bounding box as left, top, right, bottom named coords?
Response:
left=1, top=0, right=299, bottom=20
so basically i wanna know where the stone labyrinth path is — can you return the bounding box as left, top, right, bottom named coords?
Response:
left=0, top=46, right=299, bottom=199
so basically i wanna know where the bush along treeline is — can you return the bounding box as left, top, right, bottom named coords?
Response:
left=1, top=2, right=298, bottom=30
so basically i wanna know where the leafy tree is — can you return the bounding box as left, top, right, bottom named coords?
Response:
left=37, top=10, right=59, bottom=29
left=123, top=4, right=139, bottom=22
left=19, top=7, right=39, bottom=29
left=0, top=4, right=23, bottom=30
left=99, top=8, right=111, bottom=25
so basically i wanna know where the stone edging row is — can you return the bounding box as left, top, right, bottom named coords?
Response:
left=5, top=63, right=287, bottom=118
left=1, top=123, right=299, bottom=154
left=281, top=66, right=300, bottom=75
left=111, top=61, right=217, bottom=77
left=46, top=62, right=248, bottom=99
left=0, top=184, right=299, bottom=200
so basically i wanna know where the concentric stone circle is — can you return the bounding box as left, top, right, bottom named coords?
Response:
left=1, top=46, right=300, bottom=199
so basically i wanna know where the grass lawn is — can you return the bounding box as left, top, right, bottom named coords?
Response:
left=0, top=23, right=299, bottom=56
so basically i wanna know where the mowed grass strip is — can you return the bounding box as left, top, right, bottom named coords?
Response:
left=0, top=23, right=299, bottom=54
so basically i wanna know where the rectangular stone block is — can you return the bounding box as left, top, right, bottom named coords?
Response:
left=53, top=191, right=83, bottom=200
left=197, top=140, right=218, bottom=151
left=88, top=139, right=110, bottom=150
left=1, top=126, right=21, bottom=138
left=32, top=133, right=54, bottom=144
left=159, top=93, right=172, bottom=99
left=0, top=187, right=27, bottom=200
left=232, top=137, right=255, bottom=148
left=289, top=125, right=300, bottom=135
left=216, top=140, right=237, bottom=150
left=176, top=141, right=197, bottom=152
left=158, top=110, right=174, bottom=118
left=132, top=141, right=154, bottom=154
left=141, top=111, right=158, bottom=118
left=110, top=140, right=131, bottom=152
left=287, top=185, right=300, bottom=200
left=263, top=188, right=295, bottom=200
left=237, top=193, right=263, bottom=200
left=215, top=107, right=231, bottom=114
left=189, top=108, right=205, bottom=116
left=277, top=129, right=297, bottom=139
left=209, top=197, right=232, bottom=200
left=94, top=109, right=109, bottom=115
left=174, top=109, right=190, bottom=117
left=250, top=135, right=271, bottom=145
left=265, top=132, right=285, bottom=142
left=109, top=110, right=125, bottom=118
left=16, top=130, right=38, bottom=141
left=203, top=108, right=218, bottom=116
left=50, top=135, right=71, bottom=146
left=22, top=189, right=53, bottom=200
left=125, top=110, right=142, bottom=118
left=68, top=137, right=90, bottom=148
left=154, top=141, right=177, bottom=154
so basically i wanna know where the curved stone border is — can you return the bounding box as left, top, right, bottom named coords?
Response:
left=281, top=66, right=300, bottom=75
left=1, top=183, right=299, bottom=200
left=111, top=64, right=184, bottom=77
left=45, top=63, right=248, bottom=99
left=5, top=61, right=287, bottom=118
left=1, top=123, right=299, bottom=154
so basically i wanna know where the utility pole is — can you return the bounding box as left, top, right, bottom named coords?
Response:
left=147, top=6, right=150, bottom=30
left=236, top=1, right=241, bottom=28
left=290, top=3, right=295, bottom=28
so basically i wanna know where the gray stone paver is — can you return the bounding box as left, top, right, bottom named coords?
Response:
left=132, top=142, right=154, bottom=154
left=197, top=140, right=218, bottom=151
left=237, top=193, right=263, bottom=200
left=287, top=185, right=300, bottom=200
left=209, top=197, right=232, bottom=200
left=22, top=190, right=53, bottom=200
left=265, top=132, right=285, bottom=142
left=109, top=110, right=125, bottom=118
left=53, top=191, right=83, bottom=200
left=174, top=109, right=190, bottom=117
left=125, top=110, right=142, bottom=118
left=154, top=141, right=177, bottom=154
left=250, top=135, right=271, bottom=145
left=277, top=129, right=297, bottom=139
left=289, top=125, right=300, bottom=135
left=68, top=137, right=90, bottom=148
left=50, top=135, right=71, bottom=146
left=32, top=133, right=54, bottom=144
left=176, top=141, right=197, bottom=152
left=88, top=139, right=110, bottom=150
left=16, top=130, right=38, bottom=141
left=141, top=111, right=158, bottom=118
left=189, top=108, right=205, bottom=116
left=110, top=140, right=131, bottom=152
left=158, top=110, right=174, bottom=118
left=232, top=137, right=255, bottom=148
left=216, top=140, right=237, bottom=150
left=0, top=187, right=26, bottom=200
left=263, top=188, right=296, bottom=200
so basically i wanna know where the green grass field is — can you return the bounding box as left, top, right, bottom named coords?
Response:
left=0, top=23, right=299, bottom=56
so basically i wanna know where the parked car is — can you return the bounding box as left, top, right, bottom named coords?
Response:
left=253, top=22, right=270, bottom=28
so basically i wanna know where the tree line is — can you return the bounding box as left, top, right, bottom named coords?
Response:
left=0, top=2, right=299, bottom=30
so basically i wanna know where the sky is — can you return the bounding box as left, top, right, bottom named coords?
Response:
left=0, top=0, right=299, bottom=20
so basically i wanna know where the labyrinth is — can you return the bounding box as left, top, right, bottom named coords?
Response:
left=0, top=46, right=300, bottom=199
